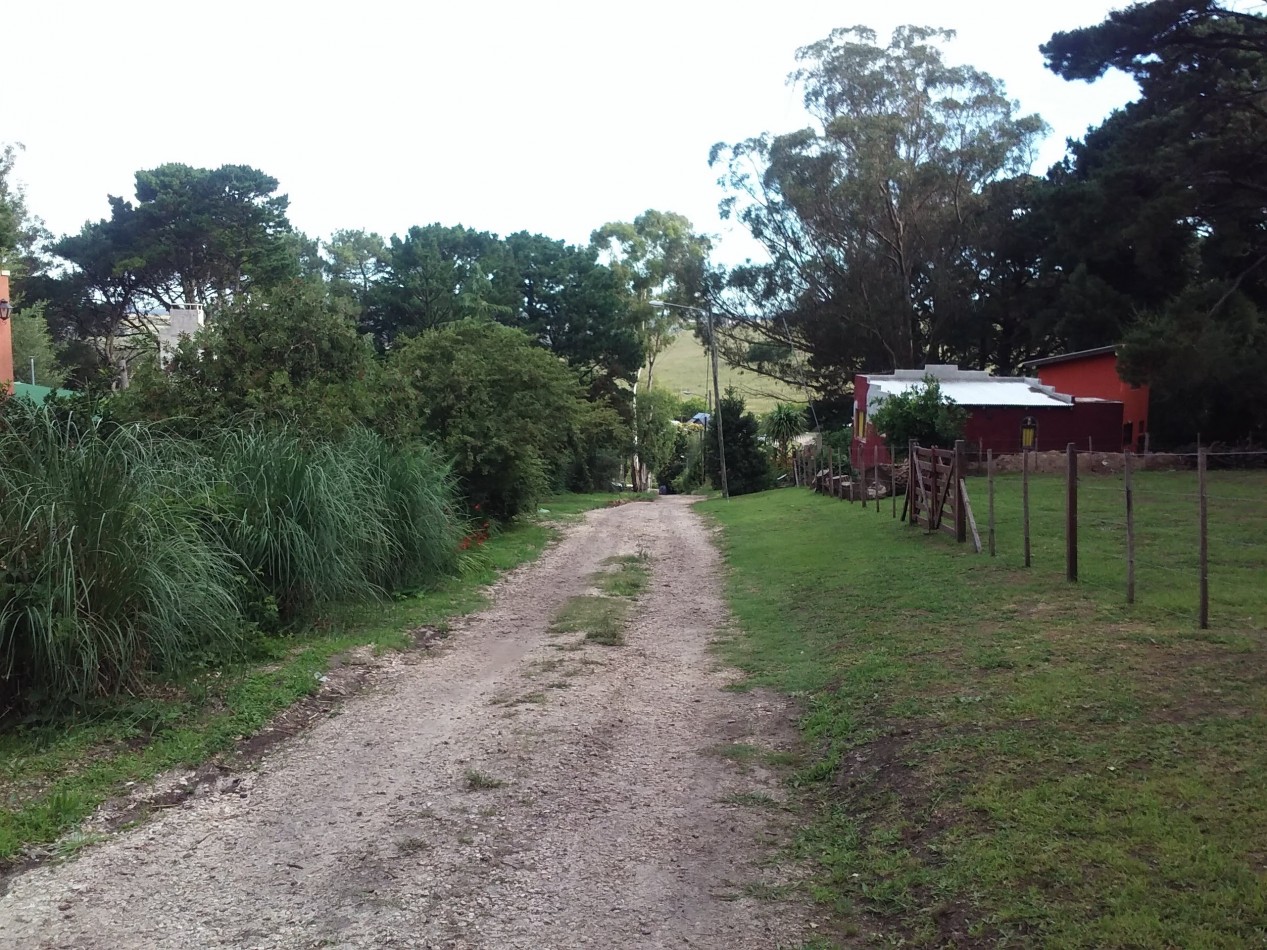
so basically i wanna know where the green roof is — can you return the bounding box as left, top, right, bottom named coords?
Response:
left=11, top=381, right=76, bottom=403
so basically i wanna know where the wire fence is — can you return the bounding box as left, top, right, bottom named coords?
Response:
left=791, top=444, right=1267, bottom=631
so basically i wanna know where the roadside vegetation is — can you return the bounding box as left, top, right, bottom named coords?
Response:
left=0, top=492, right=612, bottom=864
left=704, top=473, right=1267, bottom=947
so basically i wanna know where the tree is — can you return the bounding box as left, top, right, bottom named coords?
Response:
left=711, top=26, right=1047, bottom=396
left=0, top=143, right=50, bottom=282
left=386, top=321, right=597, bottom=519
left=1039, top=2, right=1267, bottom=443
left=591, top=210, right=712, bottom=390
left=495, top=231, right=643, bottom=400
left=869, top=376, right=967, bottom=456
left=634, top=388, right=682, bottom=490
left=57, top=164, right=296, bottom=311
left=9, top=303, right=67, bottom=389
left=363, top=224, right=507, bottom=345
left=37, top=164, right=299, bottom=387
left=113, top=281, right=386, bottom=440
left=705, top=389, right=772, bottom=496
left=763, top=403, right=806, bottom=466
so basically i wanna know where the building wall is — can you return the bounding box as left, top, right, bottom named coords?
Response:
left=1034, top=353, right=1149, bottom=450
left=963, top=402, right=1126, bottom=453
left=850, top=371, right=1127, bottom=469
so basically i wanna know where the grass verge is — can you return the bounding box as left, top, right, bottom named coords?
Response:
left=702, top=473, right=1267, bottom=948
left=0, top=492, right=614, bottom=866
left=551, top=596, right=629, bottom=646
left=548, top=551, right=653, bottom=646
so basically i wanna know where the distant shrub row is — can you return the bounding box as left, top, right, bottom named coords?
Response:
left=0, top=406, right=464, bottom=715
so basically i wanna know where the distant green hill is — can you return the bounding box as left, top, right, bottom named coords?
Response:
left=650, top=333, right=804, bottom=416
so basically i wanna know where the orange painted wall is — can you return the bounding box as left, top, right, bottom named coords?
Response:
left=0, top=271, right=13, bottom=396
left=1034, top=352, right=1149, bottom=450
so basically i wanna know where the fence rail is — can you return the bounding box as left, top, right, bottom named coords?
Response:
left=791, top=442, right=1267, bottom=630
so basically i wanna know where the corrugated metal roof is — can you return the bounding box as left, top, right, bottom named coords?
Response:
left=865, top=377, right=1074, bottom=410
left=1020, top=345, right=1117, bottom=369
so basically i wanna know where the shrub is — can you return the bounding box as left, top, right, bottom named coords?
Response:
left=387, top=321, right=594, bottom=519
left=0, top=407, right=241, bottom=711
left=870, top=376, right=967, bottom=457
left=705, top=389, right=773, bottom=496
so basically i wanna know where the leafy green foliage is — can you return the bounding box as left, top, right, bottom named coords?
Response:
left=869, top=376, right=967, bottom=455
left=706, top=389, right=772, bottom=496
left=762, top=403, right=806, bottom=464
left=388, top=321, right=604, bottom=519
left=712, top=26, right=1047, bottom=393
left=7, top=302, right=67, bottom=389
left=591, top=210, right=712, bottom=388
left=114, top=281, right=389, bottom=440
left=0, top=406, right=464, bottom=715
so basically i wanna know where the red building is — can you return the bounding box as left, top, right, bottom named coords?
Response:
left=1021, top=346, right=1149, bottom=452
left=852, top=365, right=1126, bottom=469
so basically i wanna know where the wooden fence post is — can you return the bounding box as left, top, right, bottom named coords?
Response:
left=987, top=449, right=996, bottom=557
left=1066, top=443, right=1078, bottom=583
left=928, top=444, right=937, bottom=535
left=1022, top=447, right=1032, bottom=567
left=874, top=445, right=880, bottom=513
left=1124, top=449, right=1135, bottom=604
left=1199, top=447, right=1209, bottom=629
left=908, top=439, right=918, bottom=527
left=954, top=440, right=967, bottom=544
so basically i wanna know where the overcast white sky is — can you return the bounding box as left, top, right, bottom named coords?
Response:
left=6, top=1, right=1142, bottom=265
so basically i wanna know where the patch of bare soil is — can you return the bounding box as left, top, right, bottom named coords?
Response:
left=0, top=497, right=821, bottom=949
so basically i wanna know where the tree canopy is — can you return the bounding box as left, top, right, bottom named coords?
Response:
left=711, top=26, right=1047, bottom=396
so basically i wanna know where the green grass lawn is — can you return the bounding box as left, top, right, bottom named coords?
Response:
left=654, top=333, right=804, bottom=416
left=0, top=493, right=620, bottom=866
left=702, top=471, right=1267, bottom=948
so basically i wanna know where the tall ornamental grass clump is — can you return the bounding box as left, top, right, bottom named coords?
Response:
left=0, top=409, right=241, bottom=710
left=334, top=431, right=462, bottom=593
left=1, top=408, right=466, bottom=716
left=204, top=427, right=463, bottom=625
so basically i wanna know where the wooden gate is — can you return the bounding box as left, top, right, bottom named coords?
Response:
left=905, top=439, right=981, bottom=551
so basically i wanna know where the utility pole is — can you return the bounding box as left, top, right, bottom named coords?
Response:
left=649, top=300, right=728, bottom=500
left=706, top=307, right=729, bottom=500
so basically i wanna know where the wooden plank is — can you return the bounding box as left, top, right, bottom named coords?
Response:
left=960, top=478, right=982, bottom=553
left=1199, top=446, right=1209, bottom=628
left=987, top=449, right=996, bottom=557
left=1124, top=449, right=1135, bottom=604
left=1066, top=443, right=1078, bottom=583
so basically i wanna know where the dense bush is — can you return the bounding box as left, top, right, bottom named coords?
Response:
left=869, top=376, right=966, bottom=457
left=0, top=407, right=241, bottom=711
left=388, top=321, right=608, bottom=519
left=705, top=390, right=773, bottom=496
left=0, top=405, right=464, bottom=715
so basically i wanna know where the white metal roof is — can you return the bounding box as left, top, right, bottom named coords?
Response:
left=863, top=366, right=1074, bottom=411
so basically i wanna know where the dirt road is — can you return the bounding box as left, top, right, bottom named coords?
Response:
left=0, top=497, right=815, bottom=949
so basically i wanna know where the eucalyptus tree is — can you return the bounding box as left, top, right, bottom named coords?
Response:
left=711, top=26, right=1046, bottom=395
left=591, top=210, right=712, bottom=390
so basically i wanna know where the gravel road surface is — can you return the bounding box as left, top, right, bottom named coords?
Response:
left=0, top=496, right=816, bottom=949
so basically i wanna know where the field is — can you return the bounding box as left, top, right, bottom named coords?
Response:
left=652, top=332, right=804, bottom=415
left=701, top=470, right=1267, bottom=947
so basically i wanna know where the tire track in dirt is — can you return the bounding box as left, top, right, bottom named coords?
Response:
left=0, top=497, right=819, bottom=949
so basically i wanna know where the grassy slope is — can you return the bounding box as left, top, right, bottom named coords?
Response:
left=653, top=333, right=803, bottom=416
left=702, top=471, right=1267, bottom=948
left=0, top=493, right=624, bottom=863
